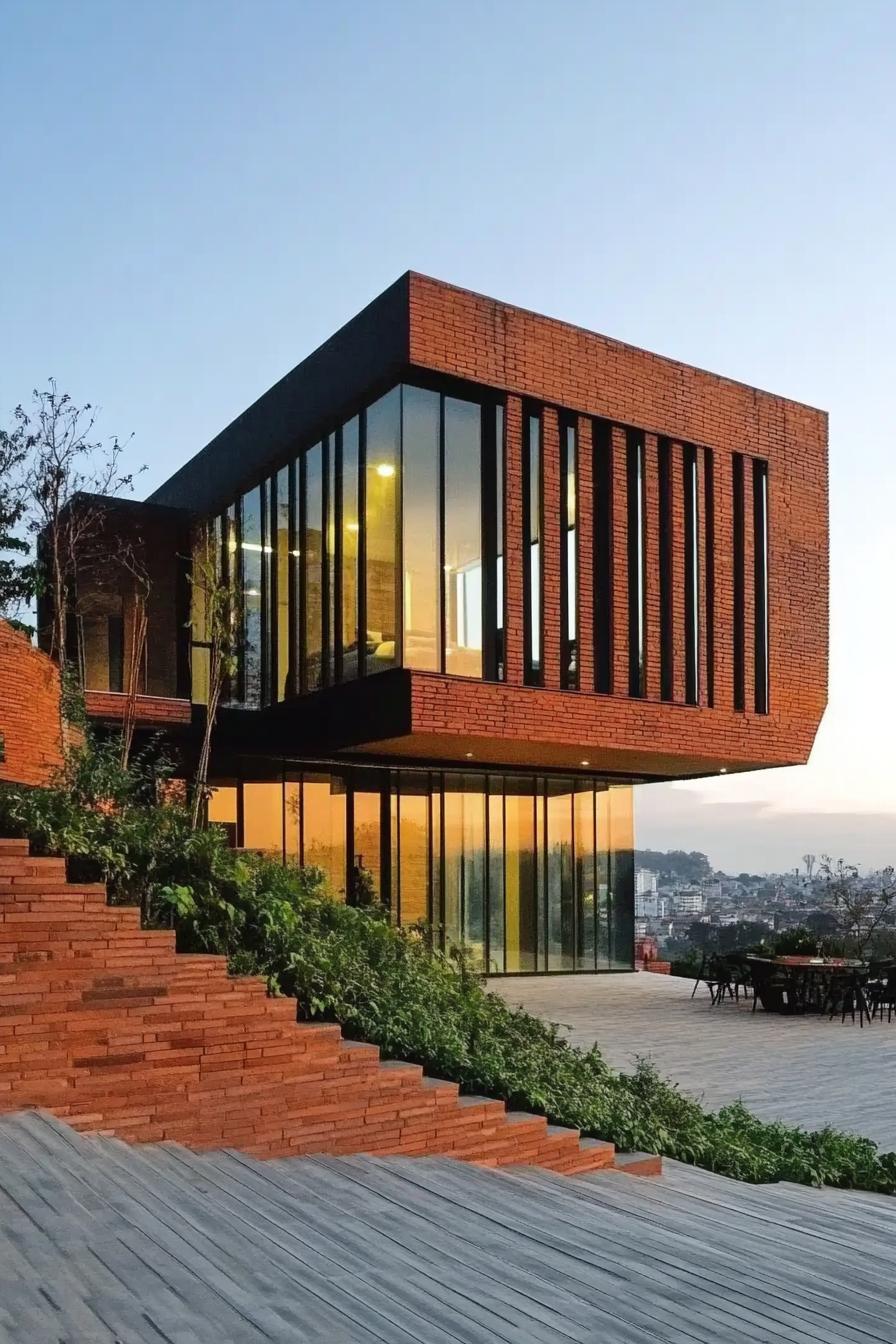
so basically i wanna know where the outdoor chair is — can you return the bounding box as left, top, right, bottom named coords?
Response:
left=690, top=952, right=735, bottom=1004
left=868, top=966, right=896, bottom=1022
left=821, top=969, right=871, bottom=1026
left=746, top=957, right=789, bottom=1014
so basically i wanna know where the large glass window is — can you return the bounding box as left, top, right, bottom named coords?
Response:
left=401, top=387, right=440, bottom=671
left=240, top=486, right=263, bottom=708
left=276, top=466, right=291, bottom=700
left=443, top=398, right=483, bottom=678
left=365, top=389, right=401, bottom=674
left=503, top=778, right=538, bottom=973
left=341, top=417, right=361, bottom=681
left=304, top=443, right=324, bottom=692
left=326, top=433, right=337, bottom=686
left=214, top=767, right=632, bottom=973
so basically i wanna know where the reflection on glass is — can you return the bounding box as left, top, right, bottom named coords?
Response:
left=326, top=433, right=337, bottom=685
left=352, top=789, right=381, bottom=904
left=488, top=779, right=504, bottom=974
left=574, top=783, right=596, bottom=970
left=402, top=387, right=440, bottom=671
left=241, top=486, right=262, bottom=708
left=262, top=477, right=273, bottom=704
left=546, top=779, right=575, bottom=970
left=276, top=467, right=290, bottom=700
left=302, top=774, right=346, bottom=898
left=608, top=785, right=634, bottom=969
left=210, top=768, right=632, bottom=973
left=395, top=772, right=429, bottom=925
left=243, top=781, right=283, bottom=855
left=304, top=443, right=323, bottom=691
left=366, top=389, right=400, bottom=673
left=285, top=778, right=300, bottom=863
left=504, top=779, right=537, bottom=973
left=443, top=776, right=486, bottom=969
left=444, top=398, right=483, bottom=677
left=342, top=417, right=360, bottom=680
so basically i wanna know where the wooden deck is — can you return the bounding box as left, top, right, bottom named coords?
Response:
left=490, top=971, right=896, bottom=1149
left=2, top=1111, right=895, bottom=1343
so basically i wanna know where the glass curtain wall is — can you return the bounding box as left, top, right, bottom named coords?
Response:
left=218, top=765, right=634, bottom=973
left=207, top=382, right=503, bottom=707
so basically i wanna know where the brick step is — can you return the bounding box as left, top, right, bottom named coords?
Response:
left=0, top=857, right=68, bottom=878
left=0, top=833, right=659, bottom=1178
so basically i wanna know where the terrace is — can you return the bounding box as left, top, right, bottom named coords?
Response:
left=490, top=971, right=896, bottom=1151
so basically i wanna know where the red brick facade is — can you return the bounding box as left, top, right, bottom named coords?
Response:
left=391, top=274, right=828, bottom=776
left=84, top=690, right=192, bottom=728
left=0, top=621, right=64, bottom=788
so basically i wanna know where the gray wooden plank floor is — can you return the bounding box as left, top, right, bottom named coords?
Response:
left=489, top=971, right=896, bottom=1149
left=1, top=1111, right=895, bottom=1344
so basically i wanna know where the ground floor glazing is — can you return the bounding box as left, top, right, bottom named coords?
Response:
left=208, top=764, right=634, bottom=975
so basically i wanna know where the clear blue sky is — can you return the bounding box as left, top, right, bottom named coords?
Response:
left=3, top=0, right=894, bottom=870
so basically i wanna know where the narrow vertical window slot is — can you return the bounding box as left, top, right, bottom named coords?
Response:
left=683, top=444, right=700, bottom=705
left=592, top=419, right=613, bottom=693
left=704, top=449, right=715, bottom=707
left=560, top=418, right=578, bottom=689
left=523, top=409, right=542, bottom=686
left=658, top=438, right=673, bottom=701
left=732, top=452, right=746, bottom=711
left=626, top=430, right=646, bottom=698
left=753, top=458, right=770, bottom=714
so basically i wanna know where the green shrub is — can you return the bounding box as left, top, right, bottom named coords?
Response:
left=4, top=743, right=896, bottom=1195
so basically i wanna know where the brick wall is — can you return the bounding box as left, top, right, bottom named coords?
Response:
left=404, top=274, right=828, bottom=774
left=0, top=620, right=64, bottom=787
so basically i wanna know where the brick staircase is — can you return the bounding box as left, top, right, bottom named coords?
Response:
left=0, top=839, right=659, bottom=1176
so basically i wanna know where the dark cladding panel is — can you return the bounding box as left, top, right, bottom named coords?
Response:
left=149, top=274, right=411, bottom=517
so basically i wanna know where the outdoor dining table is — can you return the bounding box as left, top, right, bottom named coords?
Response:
left=748, top=955, right=870, bottom=1016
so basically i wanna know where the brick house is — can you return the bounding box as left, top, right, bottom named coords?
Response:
left=41, top=273, right=829, bottom=975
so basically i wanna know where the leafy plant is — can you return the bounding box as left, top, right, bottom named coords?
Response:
left=4, top=748, right=896, bottom=1195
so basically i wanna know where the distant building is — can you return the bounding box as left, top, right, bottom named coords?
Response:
left=675, top=887, right=705, bottom=917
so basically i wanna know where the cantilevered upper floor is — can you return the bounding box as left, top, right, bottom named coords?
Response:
left=72, top=273, right=829, bottom=780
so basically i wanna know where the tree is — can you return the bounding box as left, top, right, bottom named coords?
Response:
left=188, top=524, right=240, bottom=829
left=15, top=381, right=140, bottom=669
left=0, top=416, right=35, bottom=629
left=819, top=857, right=896, bottom=958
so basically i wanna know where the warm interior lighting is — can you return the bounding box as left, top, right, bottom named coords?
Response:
left=719, top=767, right=728, bottom=774
left=375, top=462, right=396, bottom=478
left=580, top=759, right=590, bottom=766
left=465, top=751, right=474, bottom=758
left=346, top=522, right=360, bottom=533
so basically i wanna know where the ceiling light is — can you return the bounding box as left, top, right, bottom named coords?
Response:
left=375, top=462, right=396, bottom=479
left=719, top=767, right=727, bottom=774
left=346, top=522, right=360, bottom=533
left=580, top=759, right=590, bottom=767
left=465, top=751, right=474, bottom=758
